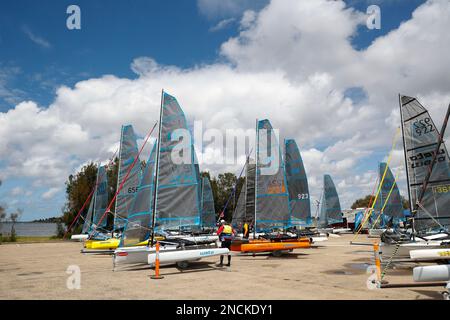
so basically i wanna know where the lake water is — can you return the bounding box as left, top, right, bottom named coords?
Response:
left=0, top=222, right=58, bottom=237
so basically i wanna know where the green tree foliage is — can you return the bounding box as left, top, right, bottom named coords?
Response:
left=208, top=172, right=245, bottom=222
left=401, top=196, right=410, bottom=209
left=351, top=194, right=410, bottom=210
left=351, top=195, right=373, bottom=209
left=62, top=160, right=119, bottom=235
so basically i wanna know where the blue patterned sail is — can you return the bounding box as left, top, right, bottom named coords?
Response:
left=120, top=142, right=157, bottom=247
left=200, top=177, right=216, bottom=229
left=319, top=174, right=343, bottom=227
left=113, top=125, right=141, bottom=231
left=153, top=92, right=201, bottom=231
left=255, top=119, right=290, bottom=232
left=373, top=162, right=404, bottom=227
left=89, top=165, right=109, bottom=233
left=81, top=189, right=95, bottom=234
left=285, top=139, right=311, bottom=226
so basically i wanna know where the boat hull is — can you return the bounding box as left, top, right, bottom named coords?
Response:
left=85, top=236, right=164, bottom=250
left=380, top=241, right=450, bottom=260
left=71, top=234, right=88, bottom=241
left=413, top=265, right=450, bottom=282
left=114, top=244, right=179, bottom=267
left=230, top=238, right=311, bottom=253
left=410, top=248, right=450, bottom=261
left=147, top=247, right=229, bottom=266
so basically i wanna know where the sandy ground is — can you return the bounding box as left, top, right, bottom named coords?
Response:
left=0, top=234, right=445, bottom=300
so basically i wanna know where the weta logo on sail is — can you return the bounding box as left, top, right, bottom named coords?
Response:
left=409, top=149, right=446, bottom=169
left=267, top=179, right=285, bottom=194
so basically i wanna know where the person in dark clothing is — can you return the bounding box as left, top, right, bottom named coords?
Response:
left=216, top=220, right=235, bottom=266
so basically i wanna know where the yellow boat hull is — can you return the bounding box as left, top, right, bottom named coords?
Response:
left=84, top=237, right=165, bottom=250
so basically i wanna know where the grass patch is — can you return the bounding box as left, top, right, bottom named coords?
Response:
left=0, top=236, right=61, bottom=243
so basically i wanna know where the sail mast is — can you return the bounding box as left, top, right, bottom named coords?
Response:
left=254, top=118, right=259, bottom=238
left=399, top=94, right=415, bottom=236
left=150, top=89, right=164, bottom=247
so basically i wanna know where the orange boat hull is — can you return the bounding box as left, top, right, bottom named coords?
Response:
left=230, top=238, right=310, bottom=253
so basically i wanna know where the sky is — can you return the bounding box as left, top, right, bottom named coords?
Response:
left=1, top=0, right=450, bottom=221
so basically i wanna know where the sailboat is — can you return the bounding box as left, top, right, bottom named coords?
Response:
left=380, top=95, right=450, bottom=260
left=83, top=124, right=142, bottom=250
left=113, top=91, right=227, bottom=268
left=70, top=164, right=109, bottom=240
left=230, top=120, right=311, bottom=255
left=318, top=174, right=349, bottom=234
left=368, top=162, right=405, bottom=237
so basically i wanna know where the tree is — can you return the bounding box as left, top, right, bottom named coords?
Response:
left=8, top=208, right=23, bottom=242
left=208, top=172, right=245, bottom=222
left=351, top=195, right=373, bottom=209
left=401, top=196, right=410, bottom=209
left=0, top=180, right=5, bottom=242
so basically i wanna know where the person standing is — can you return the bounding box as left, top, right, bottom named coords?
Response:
left=243, top=222, right=249, bottom=239
left=216, top=219, right=235, bottom=266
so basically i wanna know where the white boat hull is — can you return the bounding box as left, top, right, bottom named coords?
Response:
left=380, top=241, right=450, bottom=260
left=114, top=244, right=178, bottom=267
left=311, top=236, right=328, bottom=243
left=71, top=234, right=88, bottom=241
left=147, top=247, right=229, bottom=266
left=410, top=248, right=450, bottom=261
left=164, top=235, right=219, bottom=244
left=333, top=228, right=352, bottom=234
left=413, top=265, right=450, bottom=282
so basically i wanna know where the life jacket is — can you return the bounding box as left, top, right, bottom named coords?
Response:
left=222, top=225, right=233, bottom=235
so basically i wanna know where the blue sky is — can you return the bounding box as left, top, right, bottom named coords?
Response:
left=0, top=0, right=425, bottom=109
left=2, top=0, right=446, bottom=221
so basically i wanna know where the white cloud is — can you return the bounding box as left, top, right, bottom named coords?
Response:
left=197, top=0, right=269, bottom=20
left=42, top=187, right=60, bottom=200
left=10, top=187, right=23, bottom=197
left=2, top=0, right=450, bottom=212
left=209, top=18, right=236, bottom=32
left=22, top=25, right=51, bottom=49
